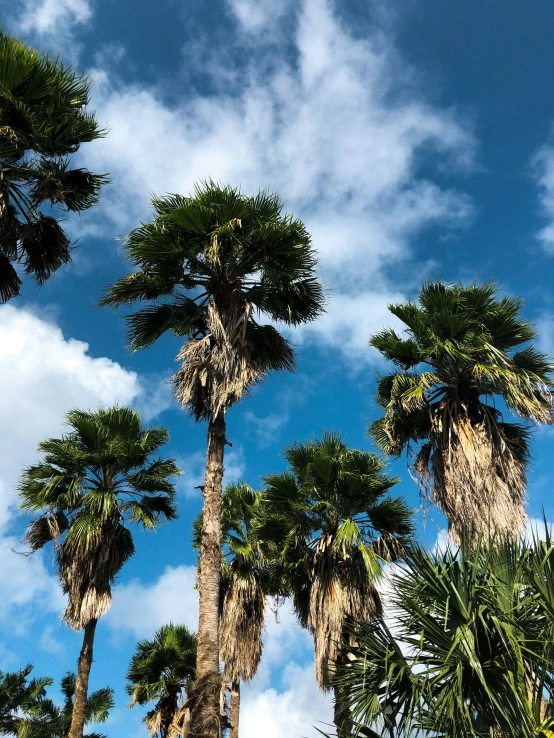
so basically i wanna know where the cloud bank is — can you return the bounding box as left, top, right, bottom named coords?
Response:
left=76, top=0, right=475, bottom=361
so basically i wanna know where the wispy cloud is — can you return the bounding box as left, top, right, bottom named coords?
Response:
left=532, top=138, right=554, bottom=253
left=75, top=0, right=475, bottom=363
left=6, top=0, right=93, bottom=61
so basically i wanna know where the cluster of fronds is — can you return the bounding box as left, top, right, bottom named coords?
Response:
left=19, top=407, right=179, bottom=631
left=58, top=522, right=134, bottom=630
left=0, top=30, right=107, bottom=302
left=257, top=432, right=414, bottom=691
left=337, top=530, right=554, bottom=738
left=14, top=671, right=112, bottom=738
left=102, top=182, right=324, bottom=421
left=194, top=482, right=267, bottom=685
left=126, top=624, right=197, bottom=738
left=370, top=281, right=554, bottom=541
left=415, top=406, right=528, bottom=543
left=0, top=665, right=52, bottom=736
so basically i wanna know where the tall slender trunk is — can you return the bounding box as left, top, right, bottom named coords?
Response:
left=68, top=618, right=97, bottom=738
left=229, top=681, right=240, bottom=738
left=191, top=411, right=227, bottom=737
left=333, top=647, right=353, bottom=738
left=333, top=683, right=352, bottom=738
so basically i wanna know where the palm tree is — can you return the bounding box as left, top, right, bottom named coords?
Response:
left=19, top=406, right=180, bottom=738
left=258, top=432, right=414, bottom=738
left=0, top=665, right=51, bottom=735
left=369, top=280, right=554, bottom=543
left=18, top=673, right=113, bottom=738
left=101, top=181, right=324, bottom=735
left=193, top=483, right=267, bottom=738
left=0, top=30, right=108, bottom=302
left=336, top=533, right=554, bottom=738
left=126, top=624, right=197, bottom=738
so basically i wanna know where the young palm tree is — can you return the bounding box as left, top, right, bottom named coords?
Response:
left=126, top=624, right=197, bottom=738
left=19, top=406, right=180, bottom=738
left=101, top=181, right=324, bottom=735
left=193, top=483, right=267, bottom=738
left=18, top=673, right=113, bottom=738
left=337, top=534, right=554, bottom=738
left=0, top=665, right=51, bottom=735
left=0, top=30, right=108, bottom=302
left=258, top=432, right=414, bottom=737
left=370, top=281, right=554, bottom=543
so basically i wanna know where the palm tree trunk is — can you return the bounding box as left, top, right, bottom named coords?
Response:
left=333, top=682, right=352, bottom=738
left=192, top=410, right=227, bottom=736
left=68, top=618, right=97, bottom=738
left=229, top=681, right=240, bottom=738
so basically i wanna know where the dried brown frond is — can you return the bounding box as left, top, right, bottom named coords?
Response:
left=145, top=709, right=162, bottom=738
left=58, top=522, right=131, bottom=630
left=170, top=672, right=227, bottom=738
left=172, top=301, right=263, bottom=421
left=308, top=535, right=381, bottom=691
left=414, top=406, right=527, bottom=544
left=220, top=570, right=265, bottom=683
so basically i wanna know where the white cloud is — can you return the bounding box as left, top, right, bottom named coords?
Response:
left=8, top=0, right=93, bottom=60
left=240, top=601, right=332, bottom=738
left=226, top=0, right=293, bottom=33
left=0, top=304, right=143, bottom=626
left=77, top=0, right=475, bottom=362
left=243, top=410, right=290, bottom=448
left=0, top=535, right=64, bottom=629
left=0, top=304, right=141, bottom=529
left=107, top=565, right=199, bottom=638
left=39, top=625, right=67, bottom=656
left=537, top=311, right=554, bottom=358
left=532, top=140, right=554, bottom=252
left=241, top=662, right=333, bottom=738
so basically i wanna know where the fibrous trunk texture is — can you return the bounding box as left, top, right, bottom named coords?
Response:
left=58, top=521, right=132, bottom=630
left=333, top=680, right=352, bottom=738
left=68, top=618, right=97, bottom=738
left=188, top=411, right=227, bottom=738
left=220, top=571, right=264, bottom=683
left=229, top=681, right=240, bottom=738
left=173, top=301, right=262, bottom=421
left=308, top=535, right=380, bottom=691
left=415, top=407, right=527, bottom=544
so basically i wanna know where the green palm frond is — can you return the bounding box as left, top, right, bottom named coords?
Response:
left=126, top=624, right=196, bottom=738
left=101, top=181, right=324, bottom=420
left=258, top=433, right=414, bottom=694
left=338, top=534, right=554, bottom=738
left=370, top=280, right=554, bottom=542
left=19, top=406, right=180, bottom=630
left=17, top=672, right=113, bottom=738
left=0, top=30, right=108, bottom=301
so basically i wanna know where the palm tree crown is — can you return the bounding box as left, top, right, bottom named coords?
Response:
left=101, top=181, right=324, bottom=420
left=0, top=665, right=51, bottom=736
left=258, top=432, right=414, bottom=691
left=370, top=280, right=554, bottom=541
left=18, top=672, right=113, bottom=738
left=338, top=533, right=554, bottom=738
left=102, top=181, right=324, bottom=737
left=0, top=30, right=108, bottom=302
left=126, top=624, right=197, bottom=738
left=19, top=406, right=180, bottom=630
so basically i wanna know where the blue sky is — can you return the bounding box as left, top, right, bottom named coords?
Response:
left=1, top=0, right=554, bottom=734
